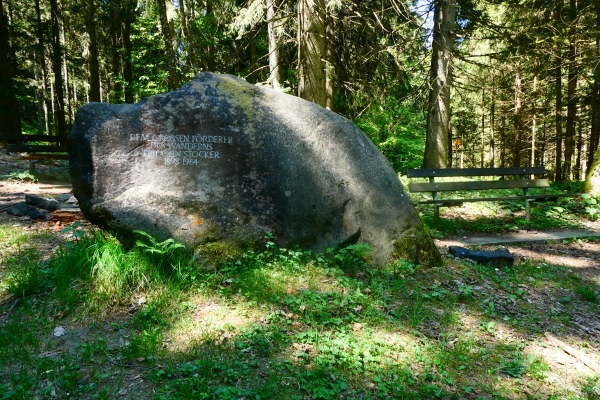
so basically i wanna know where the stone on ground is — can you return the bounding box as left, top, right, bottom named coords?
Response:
left=68, top=73, right=439, bottom=266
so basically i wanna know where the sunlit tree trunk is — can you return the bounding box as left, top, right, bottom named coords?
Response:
left=266, top=0, right=282, bottom=89
left=50, top=0, right=66, bottom=136
left=423, top=0, right=455, bottom=168
left=298, top=0, right=326, bottom=107
left=123, top=0, right=134, bottom=103
left=490, top=97, right=495, bottom=168
left=35, top=0, right=50, bottom=134
left=325, top=8, right=335, bottom=111
left=180, top=0, right=198, bottom=74
left=85, top=0, right=100, bottom=102
left=156, top=0, right=179, bottom=90
left=563, top=0, right=577, bottom=179
left=513, top=72, right=522, bottom=167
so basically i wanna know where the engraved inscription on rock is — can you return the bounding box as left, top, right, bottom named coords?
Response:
left=130, top=134, right=233, bottom=165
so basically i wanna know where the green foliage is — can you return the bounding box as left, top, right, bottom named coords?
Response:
left=575, top=285, right=599, bottom=303
left=1, top=170, right=38, bottom=183
left=356, top=97, right=426, bottom=172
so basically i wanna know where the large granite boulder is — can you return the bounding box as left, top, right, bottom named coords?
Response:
left=68, top=73, right=440, bottom=266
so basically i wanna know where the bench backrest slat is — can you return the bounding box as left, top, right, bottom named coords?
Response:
left=1, top=134, right=68, bottom=143
left=406, top=167, right=546, bottom=178
left=408, top=179, right=550, bottom=193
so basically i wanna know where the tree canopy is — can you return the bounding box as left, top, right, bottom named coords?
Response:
left=1, top=0, right=599, bottom=180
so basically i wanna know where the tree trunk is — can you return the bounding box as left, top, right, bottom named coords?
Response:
left=206, top=0, right=215, bottom=72
left=35, top=0, right=50, bottom=134
left=110, top=11, right=122, bottom=103
left=563, top=0, right=577, bottom=179
left=325, top=8, right=335, bottom=111
left=61, top=21, right=72, bottom=127
left=481, top=88, right=485, bottom=168
left=156, top=0, right=179, bottom=90
left=85, top=0, right=100, bottom=102
left=298, top=0, right=326, bottom=107
left=587, top=1, right=600, bottom=176
left=422, top=0, right=455, bottom=168
left=554, top=0, right=564, bottom=180
left=50, top=0, right=66, bottom=136
left=180, top=0, right=198, bottom=74
left=490, top=98, right=495, bottom=168
left=123, top=0, right=134, bottom=103
left=0, top=0, right=20, bottom=136
left=266, top=0, right=282, bottom=89
left=583, top=0, right=600, bottom=193
left=575, top=107, right=582, bottom=179
left=513, top=72, right=522, bottom=167
left=248, top=30, right=257, bottom=84
left=531, top=76, right=537, bottom=167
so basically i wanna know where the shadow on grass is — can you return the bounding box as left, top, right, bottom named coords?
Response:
left=1, top=230, right=600, bottom=399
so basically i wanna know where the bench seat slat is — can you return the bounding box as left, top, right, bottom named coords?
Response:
left=409, top=179, right=549, bottom=192
left=417, top=193, right=579, bottom=204
left=407, top=167, right=546, bottom=178
left=6, top=144, right=67, bottom=153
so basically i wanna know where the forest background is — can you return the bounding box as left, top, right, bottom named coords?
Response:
left=0, top=0, right=599, bottom=182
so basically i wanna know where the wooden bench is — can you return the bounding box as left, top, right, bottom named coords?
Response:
left=406, top=167, right=579, bottom=223
left=1, top=133, right=69, bottom=172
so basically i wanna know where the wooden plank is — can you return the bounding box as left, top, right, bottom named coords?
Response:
left=406, top=167, right=546, bottom=178
left=6, top=144, right=67, bottom=153
left=417, top=193, right=579, bottom=204
left=409, top=179, right=549, bottom=192
left=1, top=134, right=68, bottom=143
left=18, top=154, right=69, bottom=160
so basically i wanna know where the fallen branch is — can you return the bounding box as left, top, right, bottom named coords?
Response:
left=545, top=332, right=600, bottom=373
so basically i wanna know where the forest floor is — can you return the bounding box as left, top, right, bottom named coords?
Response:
left=1, top=148, right=600, bottom=399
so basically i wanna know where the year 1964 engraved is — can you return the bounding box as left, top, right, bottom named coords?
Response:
left=183, top=158, right=199, bottom=165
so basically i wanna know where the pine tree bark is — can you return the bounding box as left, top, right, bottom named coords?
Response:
left=85, top=0, right=100, bottom=102
left=50, top=0, right=66, bottom=136
left=587, top=0, right=600, bottom=176
left=123, top=0, right=134, bottom=103
left=563, top=0, right=577, bottom=179
left=513, top=72, right=522, bottom=167
left=555, top=54, right=563, bottom=180
left=298, top=0, right=326, bottom=107
left=35, top=0, right=50, bottom=134
left=266, top=0, right=282, bottom=89
left=583, top=0, right=600, bottom=194
left=422, top=0, right=455, bottom=168
left=180, top=0, right=198, bottom=74
left=156, top=0, right=179, bottom=90
left=554, top=0, right=564, bottom=180
left=206, top=0, right=215, bottom=72
left=0, top=0, right=20, bottom=137
left=324, top=8, right=335, bottom=111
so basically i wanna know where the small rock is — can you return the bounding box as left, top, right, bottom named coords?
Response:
left=25, top=194, right=60, bottom=211
left=352, top=322, right=363, bottom=331
left=65, top=196, right=78, bottom=205
left=53, top=326, right=66, bottom=337
left=56, top=193, right=72, bottom=202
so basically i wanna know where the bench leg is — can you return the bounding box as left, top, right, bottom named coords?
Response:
left=434, top=204, right=440, bottom=224
left=29, top=160, right=37, bottom=174
left=526, top=200, right=531, bottom=223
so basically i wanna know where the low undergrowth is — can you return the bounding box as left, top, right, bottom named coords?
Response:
left=1, top=225, right=599, bottom=399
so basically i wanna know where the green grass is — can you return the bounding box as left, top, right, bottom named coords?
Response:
left=1, top=226, right=599, bottom=399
